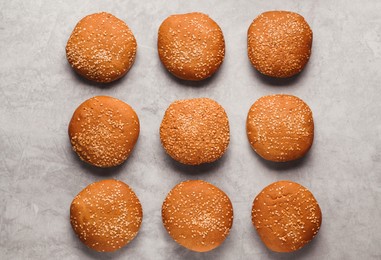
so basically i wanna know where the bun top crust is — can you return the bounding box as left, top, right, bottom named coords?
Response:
left=68, top=96, right=139, bottom=167
left=252, top=181, right=322, bottom=252
left=66, top=12, right=137, bottom=83
left=70, top=179, right=143, bottom=252
left=162, top=180, right=233, bottom=252
left=246, top=94, right=314, bottom=162
left=248, top=11, right=312, bottom=78
left=158, top=12, right=225, bottom=81
left=160, top=98, right=230, bottom=165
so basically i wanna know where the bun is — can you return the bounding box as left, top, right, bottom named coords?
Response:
left=248, top=11, right=312, bottom=78
left=160, top=98, right=229, bottom=165
left=162, top=180, right=233, bottom=252
left=68, top=96, right=139, bottom=167
left=70, top=179, right=143, bottom=252
left=66, top=12, right=137, bottom=83
left=158, top=12, right=225, bottom=81
left=252, top=181, right=322, bottom=252
left=246, top=94, right=314, bottom=162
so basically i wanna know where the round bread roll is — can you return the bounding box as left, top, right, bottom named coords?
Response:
left=246, top=94, right=314, bottom=162
left=66, top=12, right=137, bottom=83
left=252, top=181, right=322, bottom=252
left=160, top=98, right=230, bottom=165
left=70, top=179, right=143, bottom=252
left=158, top=12, right=225, bottom=81
left=68, top=96, right=139, bottom=167
left=162, top=180, right=233, bottom=252
left=247, top=11, right=313, bottom=78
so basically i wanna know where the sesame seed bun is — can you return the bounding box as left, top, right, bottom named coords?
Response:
left=158, top=12, right=225, bottom=81
left=247, top=11, right=313, bottom=78
left=70, top=179, right=143, bottom=252
left=66, top=12, right=137, bottom=83
left=162, top=180, right=233, bottom=252
left=252, top=181, right=322, bottom=252
left=160, top=98, right=230, bottom=165
left=68, top=96, right=140, bottom=168
left=246, top=94, right=314, bottom=162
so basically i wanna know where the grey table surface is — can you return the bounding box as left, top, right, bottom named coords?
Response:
left=1, top=0, right=380, bottom=259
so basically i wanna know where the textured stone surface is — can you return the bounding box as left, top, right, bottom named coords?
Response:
left=0, top=0, right=380, bottom=259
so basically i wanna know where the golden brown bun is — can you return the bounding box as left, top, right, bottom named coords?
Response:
left=246, top=94, right=314, bottom=162
left=158, top=12, right=225, bottom=81
left=70, top=179, right=143, bottom=252
left=160, top=98, right=230, bottom=165
left=252, top=181, right=322, bottom=252
left=247, top=11, right=312, bottom=78
left=66, top=12, right=137, bottom=83
left=68, top=96, right=139, bottom=167
left=162, top=180, right=233, bottom=252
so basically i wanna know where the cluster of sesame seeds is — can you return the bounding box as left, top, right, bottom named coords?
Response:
left=66, top=12, right=137, bottom=83
left=247, top=94, right=314, bottom=162
left=160, top=98, right=230, bottom=165
left=69, top=96, right=139, bottom=167
left=158, top=12, right=225, bottom=80
left=162, top=180, right=233, bottom=252
left=248, top=11, right=312, bottom=78
left=252, top=181, right=322, bottom=252
left=70, top=180, right=143, bottom=252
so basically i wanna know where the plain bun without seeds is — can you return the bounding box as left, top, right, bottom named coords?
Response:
left=252, top=181, right=322, bottom=252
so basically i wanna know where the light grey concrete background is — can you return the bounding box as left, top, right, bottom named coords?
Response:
left=0, top=0, right=380, bottom=259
